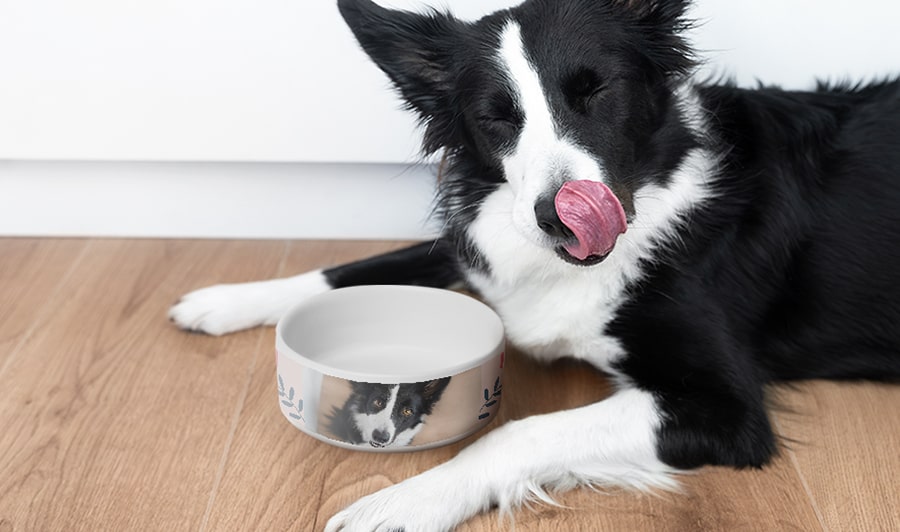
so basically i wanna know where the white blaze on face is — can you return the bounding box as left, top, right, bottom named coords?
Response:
left=497, top=22, right=606, bottom=246
left=352, top=385, right=399, bottom=445
left=392, top=420, right=426, bottom=447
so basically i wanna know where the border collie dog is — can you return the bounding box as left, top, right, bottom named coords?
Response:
left=328, top=379, right=451, bottom=449
left=170, top=0, right=900, bottom=529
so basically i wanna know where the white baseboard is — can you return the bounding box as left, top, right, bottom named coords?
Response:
left=0, top=161, right=441, bottom=240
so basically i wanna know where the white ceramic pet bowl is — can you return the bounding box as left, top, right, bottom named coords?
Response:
left=275, top=286, right=505, bottom=452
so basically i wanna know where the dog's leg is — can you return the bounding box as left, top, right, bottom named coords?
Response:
left=325, top=387, right=678, bottom=532
left=169, top=240, right=459, bottom=336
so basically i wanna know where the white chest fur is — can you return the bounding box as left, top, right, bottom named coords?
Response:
left=469, top=265, right=630, bottom=372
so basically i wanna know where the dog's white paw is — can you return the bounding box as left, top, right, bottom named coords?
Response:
left=325, top=465, right=487, bottom=532
left=168, top=271, right=329, bottom=336
left=325, top=482, right=451, bottom=532
left=168, top=283, right=276, bottom=336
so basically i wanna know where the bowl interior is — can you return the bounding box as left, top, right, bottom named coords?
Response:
left=277, top=286, right=504, bottom=382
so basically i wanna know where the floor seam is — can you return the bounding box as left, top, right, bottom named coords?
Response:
left=772, top=415, right=829, bottom=532
left=198, top=240, right=292, bottom=532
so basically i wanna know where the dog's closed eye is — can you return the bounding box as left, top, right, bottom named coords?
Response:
left=475, top=92, right=523, bottom=137
left=564, top=67, right=608, bottom=113
left=477, top=114, right=518, bottom=132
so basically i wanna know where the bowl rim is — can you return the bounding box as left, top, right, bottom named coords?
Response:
left=275, top=285, right=505, bottom=383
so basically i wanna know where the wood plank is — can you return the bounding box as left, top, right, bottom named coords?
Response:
left=773, top=381, right=900, bottom=532
left=0, top=238, right=88, bottom=369
left=0, top=239, right=286, bottom=531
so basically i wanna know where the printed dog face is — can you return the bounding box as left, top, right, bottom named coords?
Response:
left=328, top=378, right=451, bottom=448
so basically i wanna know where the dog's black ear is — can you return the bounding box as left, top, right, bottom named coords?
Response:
left=421, top=376, right=451, bottom=403
left=611, top=0, right=695, bottom=77
left=349, top=380, right=377, bottom=398
left=338, top=0, right=464, bottom=119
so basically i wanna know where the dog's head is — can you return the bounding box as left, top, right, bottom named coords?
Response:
left=348, top=378, right=450, bottom=448
left=339, top=0, right=697, bottom=266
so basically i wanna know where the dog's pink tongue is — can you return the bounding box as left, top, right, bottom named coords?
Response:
left=555, top=180, right=627, bottom=261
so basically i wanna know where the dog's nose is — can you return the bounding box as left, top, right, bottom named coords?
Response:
left=534, top=194, right=574, bottom=239
left=371, top=429, right=390, bottom=445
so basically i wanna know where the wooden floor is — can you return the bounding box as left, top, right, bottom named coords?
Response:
left=1, top=238, right=898, bottom=532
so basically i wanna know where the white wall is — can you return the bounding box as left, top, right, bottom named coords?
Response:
left=0, top=0, right=518, bottom=163
left=691, top=0, right=899, bottom=89
left=0, top=1, right=418, bottom=162
left=0, top=0, right=897, bottom=239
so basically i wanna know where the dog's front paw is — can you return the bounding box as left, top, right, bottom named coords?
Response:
left=169, top=271, right=330, bottom=336
left=324, top=489, right=444, bottom=532
left=325, top=469, right=483, bottom=532
left=168, top=283, right=274, bottom=336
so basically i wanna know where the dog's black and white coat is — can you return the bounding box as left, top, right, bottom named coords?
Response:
left=328, top=379, right=451, bottom=449
left=170, top=0, right=900, bottom=529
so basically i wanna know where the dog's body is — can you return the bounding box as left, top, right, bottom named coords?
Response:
left=327, top=379, right=451, bottom=449
left=169, top=0, right=900, bottom=529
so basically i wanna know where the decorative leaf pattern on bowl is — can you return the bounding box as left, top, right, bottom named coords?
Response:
left=478, top=376, right=502, bottom=420
left=278, top=374, right=305, bottom=423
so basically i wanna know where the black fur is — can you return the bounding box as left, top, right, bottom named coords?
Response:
left=332, top=0, right=900, bottom=472
left=323, top=240, right=459, bottom=289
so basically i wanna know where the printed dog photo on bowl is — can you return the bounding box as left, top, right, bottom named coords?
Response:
left=316, top=361, right=503, bottom=449
left=324, top=377, right=451, bottom=448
